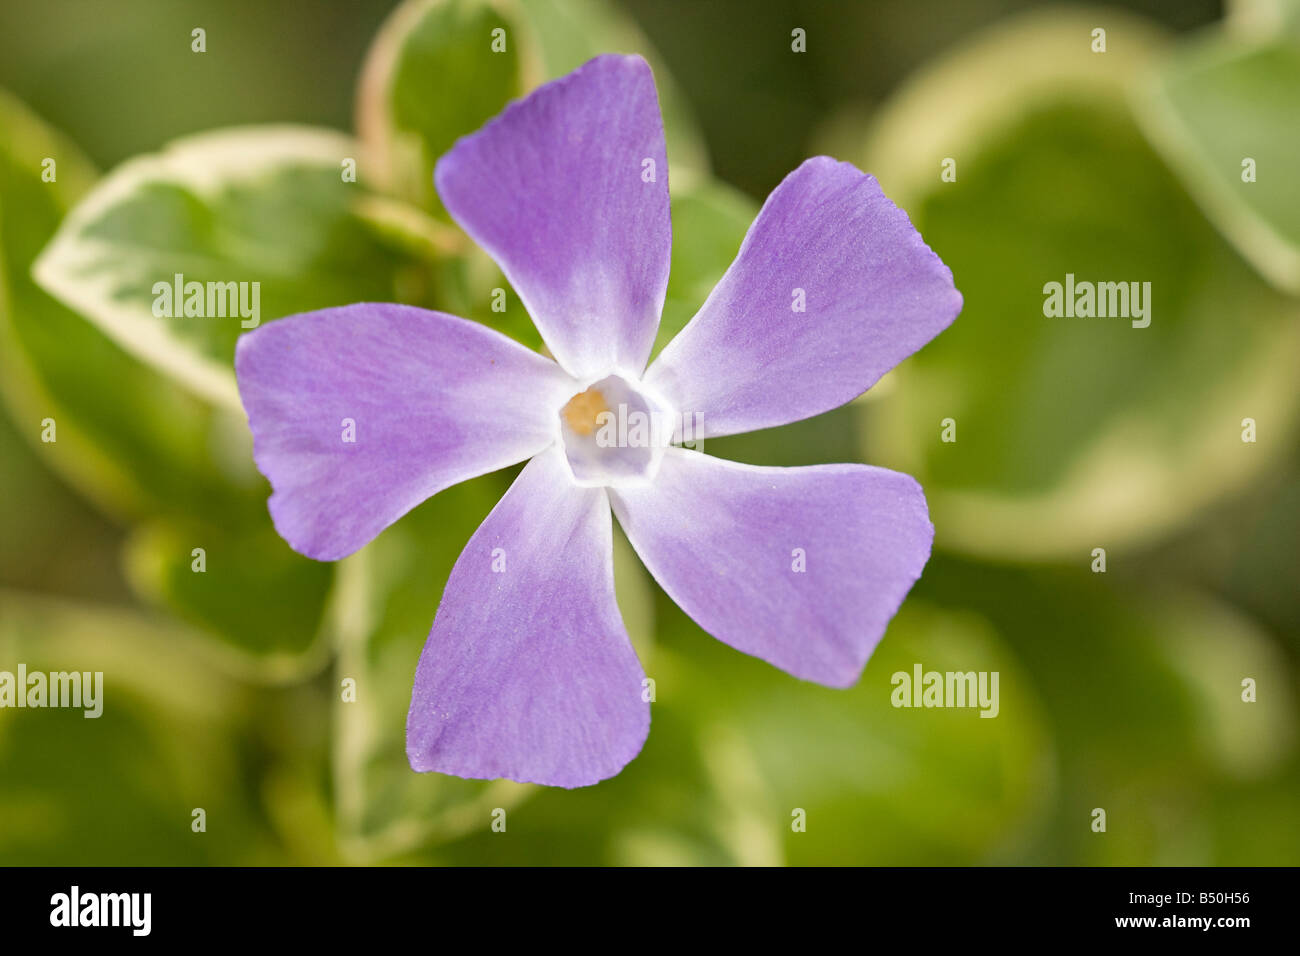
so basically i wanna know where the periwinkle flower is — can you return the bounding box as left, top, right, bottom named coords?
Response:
left=235, top=55, right=961, bottom=787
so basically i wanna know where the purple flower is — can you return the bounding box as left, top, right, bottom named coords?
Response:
left=235, top=55, right=961, bottom=788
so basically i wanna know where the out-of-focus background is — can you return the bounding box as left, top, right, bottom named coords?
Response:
left=1, top=0, right=1297, bottom=865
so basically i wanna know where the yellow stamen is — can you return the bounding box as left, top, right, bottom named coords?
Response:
left=561, top=386, right=609, bottom=436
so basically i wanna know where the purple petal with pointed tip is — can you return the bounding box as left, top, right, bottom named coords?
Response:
left=610, top=449, right=933, bottom=687
left=235, top=303, right=574, bottom=561
left=407, top=445, right=649, bottom=788
left=646, top=157, right=962, bottom=439
left=435, top=54, right=671, bottom=379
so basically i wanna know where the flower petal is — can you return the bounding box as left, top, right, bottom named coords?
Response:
left=435, top=54, right=671, bottom=379
left=235, top=303, right=574, bottom=561
left=406, top=445, right=649, bottom=788
left=645, top=157, right=962, bottom=439
left=610, top=449, right=933, bottom=687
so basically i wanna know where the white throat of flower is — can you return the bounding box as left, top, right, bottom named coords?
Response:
left=556, top=372, right=677, bottom=488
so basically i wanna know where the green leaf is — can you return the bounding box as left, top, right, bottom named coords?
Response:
left=1148, top=591, right=1297, bottom=782
left=0, top=88, right=268, bottom=520
left=123, top=518, right=335, bottom=683
left=665, top=599, right=1054, bottom=865
left=423, top=671, right=745, bottom=864
left=856, top=10, right=1300, bottom=560
left=358, top=0, right=523, bottom=214
left=32, top=126, right=438, bottom=408
left=1, top=95, right=342, bottom=674
left=1137, top=26, right=1300, bottom=292
left=423, top=596, right=1052, bottom=866
left=1228, top=0, right=1300, bottom=37
left=357, top=0, right=710, bottom=218
left=436, top=244, right=547, bottom=352
left=0, top=591, right=289, bottom=864
left=0, top=402, right=125, bottom=601
left=920, top=560, right=1299, bottom=865
left=653, top=178, right=756, bottom=358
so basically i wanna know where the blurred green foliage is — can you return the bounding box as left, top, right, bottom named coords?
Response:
left=1138, top=6, right=1300, bottom=292
left=855, top=9, right=1300, bottom=559
left=1, top=0, right=1297, bottom=866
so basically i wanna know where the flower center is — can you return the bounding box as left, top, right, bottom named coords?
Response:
left=557, top=374, right=672, bottom=487
left=561, top=386, right=610, bottom=437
